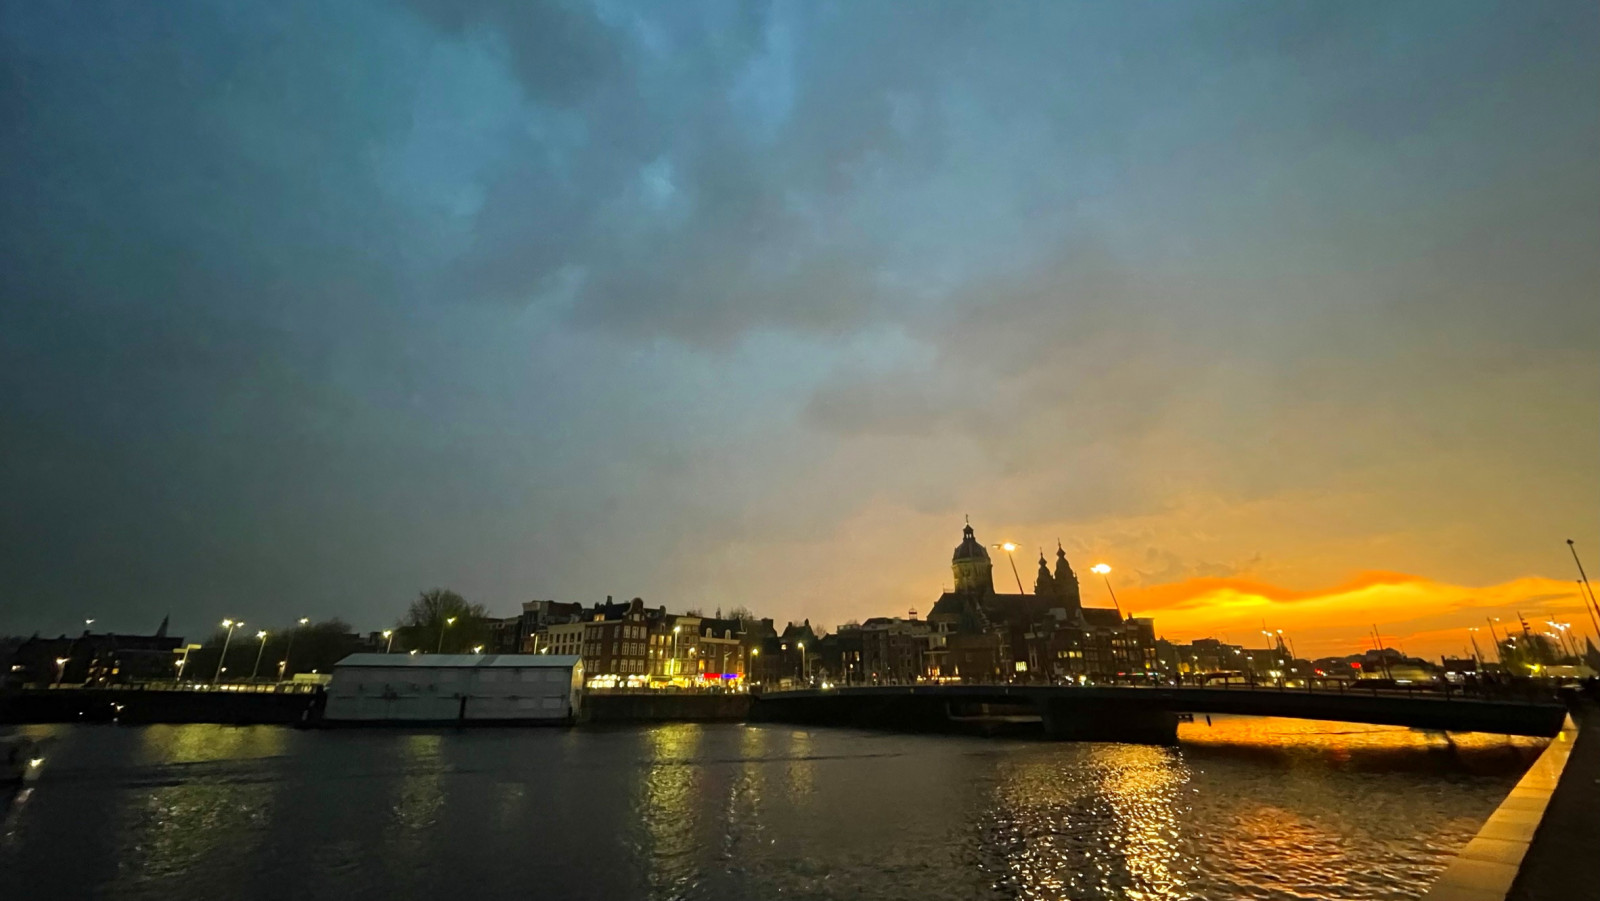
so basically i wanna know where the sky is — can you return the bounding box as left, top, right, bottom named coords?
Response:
left=2, top=1, right=1596, bottom=660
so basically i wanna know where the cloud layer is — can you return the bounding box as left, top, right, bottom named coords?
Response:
left=1, top=1, right=1595, bottom=653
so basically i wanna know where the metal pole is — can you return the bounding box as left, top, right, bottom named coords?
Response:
left=1006, top=550, right=1025, bottom=596
left=1102, top=575, right=1122, bottom=618
left=282, top=632, right=297, bottom=681
left=1567, top=540, right=1600, bottom=641
left=214, top=622, right=237, bottom=683
left=251, top=633, right=268, bottom=681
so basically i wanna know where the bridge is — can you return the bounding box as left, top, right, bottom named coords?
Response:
left=751, top=683, right=1569, bottom=743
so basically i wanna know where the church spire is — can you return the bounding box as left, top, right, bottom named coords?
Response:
left=1054, top=542, right=1081, bottom=611
left=1034, top=549, right=1056, bottom=597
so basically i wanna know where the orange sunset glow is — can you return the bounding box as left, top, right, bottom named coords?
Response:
left=1118, top=572, right=1596, bottom=660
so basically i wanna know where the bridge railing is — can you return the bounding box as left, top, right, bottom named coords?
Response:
left=755, top=676, right=1563, bottom=705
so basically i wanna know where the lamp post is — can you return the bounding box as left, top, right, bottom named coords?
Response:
left=383, top=630, right=395, bottom=654
left=992, top=543, right=1027, bottom=595
left=214, top=619, right=242, bottom=683
left=437, top=616, right=456, bottom=654
left=250, top=631, right=269, bottom=681
left=750, top=647, right=760, bottom=689
left=672, top=625, right=681, bottom=680
left=1090, top=564, right=1123, bottom=618
left=278, top=617, right=309, bottom=681
left=54, top=656, right=69, bottom=687
left=1566, top=540, right=1600, bottom=639
left=798, top=641, right=807, bottom=685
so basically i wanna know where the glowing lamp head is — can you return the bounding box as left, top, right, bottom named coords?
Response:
left=1001, top=542, right=1017, bottom=552
left=382, top=630, right=393, bottom=638
left=1091, top=564, right=1111, bottom=575
left=256, top=631, right=267, bottom=639
left=221, top=619, right=234, bottom=628
left=298, top=618, right=309, bottom=626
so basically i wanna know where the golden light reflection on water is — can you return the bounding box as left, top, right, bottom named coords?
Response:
left=987, top=743, right=1192, bottom=900
left=782, top=728, right=816, bottom=802
left=639, top=723, right=705, bottom=899
left=118, top=726, right=289, bottom=888
left=722, top=724, right=773, bottom=859
left=136, top=723, right=288, bottom=765
left=1098, top=744, right=1188, bottom=900
left=388, top=733, right=444, bottom=835
left=978, top=716, right=1541, bottom=901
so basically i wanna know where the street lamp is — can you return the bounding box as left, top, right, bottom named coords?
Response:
left=1090, top=564, right=1123, bottom=618
left=281, top=617, right=309, bottom=681
left=672, top=625, right=682, bottom=679
left=251, top=631, right=269, bottom=681
left=214, top=619, right=242, bottom=683
left=438, top=616, right=457, bottom=654
left=798, top=641, right=807, bottom=684
left=54, top=656, right=69, bottom=687
left=991, top=543, right=1027, bottom=595
left=472, top=645, right=484, bottom=655
left=383, top=630, right=395, bottom=654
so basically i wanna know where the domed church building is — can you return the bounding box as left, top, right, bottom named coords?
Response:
left=926, top=520, right=1156, bottom=683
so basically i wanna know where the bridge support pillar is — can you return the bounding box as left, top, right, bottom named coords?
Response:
left=1039, top=696, right=1179, bottom=745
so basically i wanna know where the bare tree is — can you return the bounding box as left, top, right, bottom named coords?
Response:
left=398, top=588, right=489, bottom=653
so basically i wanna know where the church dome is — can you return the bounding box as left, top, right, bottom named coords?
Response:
left=952, top=523, right=990, bottom=563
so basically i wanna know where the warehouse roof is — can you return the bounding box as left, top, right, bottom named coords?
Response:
left=334, top=653, right=581, bottom=668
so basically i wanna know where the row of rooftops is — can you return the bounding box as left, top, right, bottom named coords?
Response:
left=336, top=653, right=582, bottom=669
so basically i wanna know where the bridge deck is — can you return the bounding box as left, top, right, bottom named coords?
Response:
left=756, top=684, right=1568, bottom=737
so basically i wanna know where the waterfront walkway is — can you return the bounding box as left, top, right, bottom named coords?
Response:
left=1418, top=702, right=1598, bottom=901
left=1507, top=702, right=1600, bottom=901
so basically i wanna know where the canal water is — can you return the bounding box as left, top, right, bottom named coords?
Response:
left=1, top=717, right=1541, bottom=901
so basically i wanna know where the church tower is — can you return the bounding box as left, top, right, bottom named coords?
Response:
left=1053, top=543, right=1082, bottom=611
left=1034, top=551, right=1056, bottom=597
left=951, top=521, right=994, bottom=595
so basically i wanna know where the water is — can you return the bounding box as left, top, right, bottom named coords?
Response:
left=0, top=718, right=1542, bottom=901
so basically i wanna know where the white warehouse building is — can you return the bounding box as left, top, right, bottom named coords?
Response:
left=324, top=654, right=583, bottom=724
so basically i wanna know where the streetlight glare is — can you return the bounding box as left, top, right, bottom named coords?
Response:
left=298, top=617, right=310, bottom=626
left=1091, top=564, right=1111, bottom=574
left=1001, top=542, right=1017, bottom=552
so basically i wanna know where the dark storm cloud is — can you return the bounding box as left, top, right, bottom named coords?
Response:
left=1, top=1, right=1595, bottom=638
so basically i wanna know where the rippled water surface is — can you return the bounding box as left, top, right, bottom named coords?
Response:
left=1, top=718, right=1541, bottom=901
